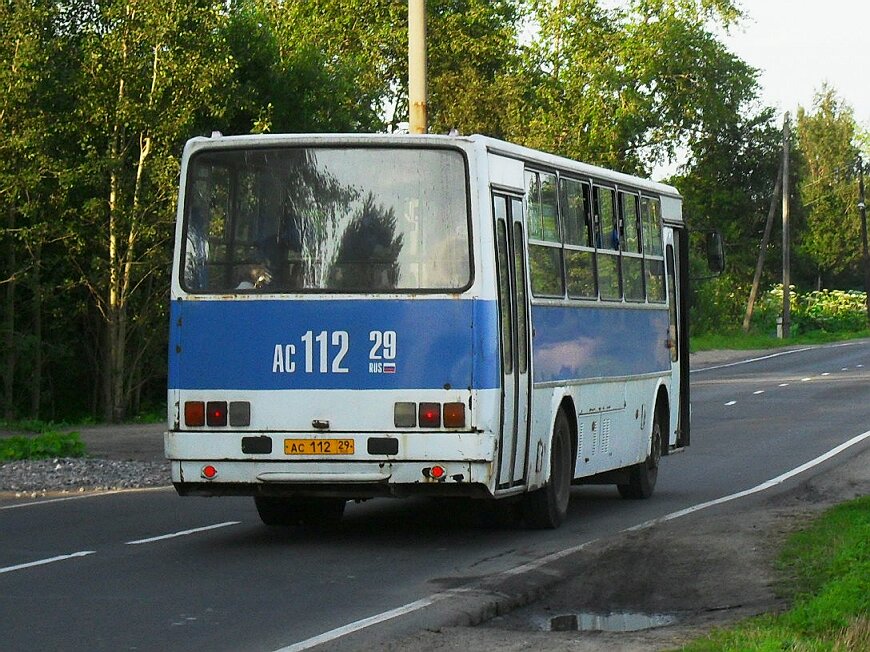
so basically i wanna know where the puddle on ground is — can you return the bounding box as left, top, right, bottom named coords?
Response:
left=539, top=611, right=677, bottom=632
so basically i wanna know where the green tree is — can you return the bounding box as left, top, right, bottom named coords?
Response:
left=67, top=0, right=235, bottom=421
left=0, top=0, right=81, bottom=419
left=516, top=0, right=755, bottom=174
left=671, top=107, right=782, bottom=334
left=221, top=0, right=383, bottom=135
left=264, top=0, right=524, bottom=135
left=796, top=86, right=863, bottom=289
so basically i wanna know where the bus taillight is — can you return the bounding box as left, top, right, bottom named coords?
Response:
left=185, top=401, right=205, bottom=427
left=393, top=402, right=417, bottom=427
left=184, top=400, right=250, bottom=427
left=418, top=403, right=441, bottom=428
left=206, top=401, right=228, bottom=427
left=443, top=403, right=466, bottom=428
left=394, top=401, right=466, bottom=429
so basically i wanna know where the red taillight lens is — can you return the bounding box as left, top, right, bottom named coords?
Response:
left=443, top=402, right=466, bottom=428
left=206, top=401, right=228, bottom=427
left=418, top=402, right=441, bottom=428
left=185, top=401, right=205, bottom=427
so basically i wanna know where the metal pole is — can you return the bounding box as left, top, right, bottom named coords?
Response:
left=858, top=157, right=870, bottom=325
left=781, top=113, right=791, bottom=338
left=408, top=0, right=428, bottom=134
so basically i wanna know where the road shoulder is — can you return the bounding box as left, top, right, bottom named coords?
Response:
left=378, top=443, right=870, bottom=652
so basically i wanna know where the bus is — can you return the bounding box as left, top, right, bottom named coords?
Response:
left=166, top=132, right=691, bottom=529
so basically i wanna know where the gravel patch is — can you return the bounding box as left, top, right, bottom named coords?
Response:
left=0, top=458, right=171, bottom=496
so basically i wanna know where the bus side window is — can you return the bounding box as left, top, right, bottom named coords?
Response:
left=525, top=171, right=564, bottom=297
left=642, top=197, right=666, bottom=302
left=620, top=191, right=644, bottom=302
left=595, top=186, right=621, bottom=300
left=561, top=178, right=596, bottom=299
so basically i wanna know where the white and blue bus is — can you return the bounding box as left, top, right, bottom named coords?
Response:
left=166, top=133, right=690, bottom=528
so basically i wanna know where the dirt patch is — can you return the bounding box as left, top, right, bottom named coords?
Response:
left=382, top=444, right=870, bottom=652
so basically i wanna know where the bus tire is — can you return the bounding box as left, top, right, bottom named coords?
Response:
left=254, top=496, right=346, bottom=527
left=617, top=411, right=662, bottom=499
left=523, top=410, right=572, bottom=529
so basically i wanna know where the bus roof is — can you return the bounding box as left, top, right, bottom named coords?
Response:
left=185, top=131, right=682, bottom=203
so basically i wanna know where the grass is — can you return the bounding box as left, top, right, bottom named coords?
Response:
left=690, top=329, right=870, bottom=353
left=678, top=496, right=870, bottom=651
left=0, top=431, right=87, bottom=461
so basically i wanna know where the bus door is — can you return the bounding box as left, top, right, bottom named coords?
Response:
left=492, top=193, right=532, bottom=489
left=664, top=229, right=686, bottom=447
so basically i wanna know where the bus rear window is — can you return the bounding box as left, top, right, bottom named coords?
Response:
left=181, top=147, right=471, bottom=293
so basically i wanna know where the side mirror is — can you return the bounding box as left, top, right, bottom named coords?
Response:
left=706, top=231, right=725, bottom=274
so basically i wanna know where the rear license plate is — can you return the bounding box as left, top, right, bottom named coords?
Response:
left=284, top=438, right=355, bottom=455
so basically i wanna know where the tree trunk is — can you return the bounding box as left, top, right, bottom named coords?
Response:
left=30, top=240, right=42, bottom=418
left=3, top=207, right=16, bottom=421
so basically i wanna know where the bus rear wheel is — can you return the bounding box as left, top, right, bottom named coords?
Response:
left=523, top=410, right=572, bottom=529
left=254, top=496, right=346, bottom=527
left=617, top=413, right=662, bottom=499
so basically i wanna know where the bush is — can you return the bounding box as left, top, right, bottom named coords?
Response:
left=752, top=286, right=868, bottom=335
left=0, top=431, right=87, bottom=461
left=690, top=275, right=751, bottom=335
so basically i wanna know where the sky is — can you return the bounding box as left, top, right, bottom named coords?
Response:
left=723, top=1, right=870, bottom=128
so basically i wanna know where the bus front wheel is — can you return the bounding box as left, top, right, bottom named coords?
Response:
left=617, top=413, right=662, bottom=499
left=523, top=410, right=572, bottom=529
left=254, top=496, right=346, bottom=527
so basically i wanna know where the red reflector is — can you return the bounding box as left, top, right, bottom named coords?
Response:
left=201, top=465, right=217, bottom=479
left=430, top=465, right=446, bottom=479
left=443, top=402, right=466, bottom=428
left=185, top=401, right=205, bottom=427
left=207, top=401, right=228, bottom=427
left=418, top=402, right=441, bottom=428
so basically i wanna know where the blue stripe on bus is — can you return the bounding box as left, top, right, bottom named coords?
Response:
left=168, top=298, right=501, bottom=391
left=530, top=304, right=671, bottom=383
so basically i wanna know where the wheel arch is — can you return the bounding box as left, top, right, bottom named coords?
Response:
left=654, top=382, right=670, bottom=456
left=557, top=394, right=578, bottom=480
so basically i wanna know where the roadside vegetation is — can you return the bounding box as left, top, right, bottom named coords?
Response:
left=0, top=431, right=86, bottom=462
left=679, top=496, right=870, bottom=652
left=691, top=286, right=869, bottom=352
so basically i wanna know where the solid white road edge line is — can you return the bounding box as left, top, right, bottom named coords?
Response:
left=275, top=429, right=870, bottom=652
left=690, top=340, right=860, bottom=374
left=125, top=521, right=241, bottom=545
left=0, top=550, right=96, bottom=575
left=273, top=592, right=465, bottom=652
left=275, top=539, right=601, bottom=652
left=627, top=429, right=870, bottom=532
left=0, top=485, right=174, bottom=510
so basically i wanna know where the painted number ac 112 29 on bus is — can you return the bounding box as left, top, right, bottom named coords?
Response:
left=165, top=132, right=709, bottom=530
left=270, top=329, right=398, bottom=375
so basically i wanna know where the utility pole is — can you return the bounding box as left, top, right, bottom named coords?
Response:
left=743, top=164, right=783, bottom=332
left=859, top=156, right=870, bottom=325
left=408, top=0, right=428, bottom=134
left=781, top=113, right=791, bottom=338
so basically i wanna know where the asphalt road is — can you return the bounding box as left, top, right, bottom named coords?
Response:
left=1, top=340, right=868, bottom=652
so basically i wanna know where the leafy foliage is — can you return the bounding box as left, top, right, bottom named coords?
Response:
left=1, top=0, right=867, bottom=421
left=0, top=431, right=86, bottom=461
left=517, top=0, right=757, bottom=173
left=796, top=86, right=864, bottom=288
left=751, top=286, right=868, bottom=335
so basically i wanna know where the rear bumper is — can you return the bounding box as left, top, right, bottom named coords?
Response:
left=166, top=430, right=497, bottom=499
